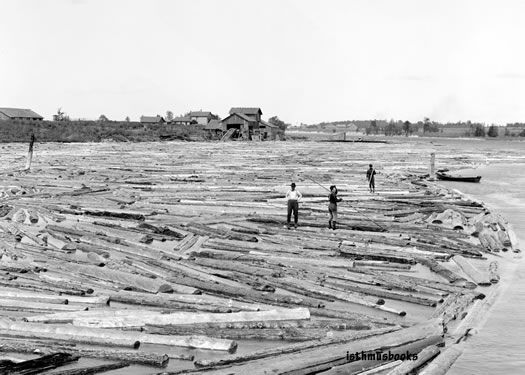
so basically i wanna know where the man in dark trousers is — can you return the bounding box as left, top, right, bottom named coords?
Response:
left=328, top=185, right=342, bottom=230
left=366, top=164, right=376, bottom=193
left=285, top=182, right=302, bottom=229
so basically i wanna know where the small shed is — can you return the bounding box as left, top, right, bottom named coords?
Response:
left=0, top=108, right=43, bottom=121
left=171, top=116, right=193, bottom=125
left=259, top=120, right=279, bottom=140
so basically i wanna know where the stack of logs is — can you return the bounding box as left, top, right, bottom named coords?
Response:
left=0, top=141, right=519, bottom=374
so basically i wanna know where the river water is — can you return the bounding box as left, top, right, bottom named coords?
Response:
left=436, top=162, right=525, bottom=375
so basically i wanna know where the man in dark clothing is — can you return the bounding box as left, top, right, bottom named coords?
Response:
left=328, top=185, right=342, bottom=230
left=366, top=164, right=376, bottom=193
left=285, top=182, right=302, bottom=229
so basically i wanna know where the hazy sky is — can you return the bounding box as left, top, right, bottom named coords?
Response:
left=2, top=0, right=525, bottom=124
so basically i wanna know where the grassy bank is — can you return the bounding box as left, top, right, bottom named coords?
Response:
left=0, top=120, right=207, bottom=142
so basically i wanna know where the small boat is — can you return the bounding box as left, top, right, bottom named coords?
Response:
left=436, top=171, right=481, bottom=183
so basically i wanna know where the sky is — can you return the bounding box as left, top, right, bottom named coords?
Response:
left=1, top=0, right=525, bottom=124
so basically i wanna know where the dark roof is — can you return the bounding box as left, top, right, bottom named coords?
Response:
left=0, top=107, right=43, bottom=119
left=140, top=115, right=165, bottom=123
left=224, top=112, right=255, bottom=122
left=205, top=119, right=224, bottom=130
left=259, top=120, right=278, bottom=128
left=229, top=107, right=262, bottom=116
left=188, top=111, right=212, bottom=117
left=172, top=116, right=192, bottom=122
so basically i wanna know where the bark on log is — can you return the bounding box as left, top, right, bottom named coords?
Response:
left=0, top=353, right=79, bottom=375
left=71, top=308, right=310, bottom=328
left=385, top=345, right=440, bottom=375
left=194, top=326, right=400, bottom=368
left=0, top=338, right=172, bottom=366
left=0, top=318, right=236, bottom=352
left=452, top=255, right=492, bottom=285
left=416, top=257, right=475, bottom=288
left=37, top=362, right=129, bottom=375
left=418, top=343, right=465, bottom=375
left=193, top=319, right=443, bottom=374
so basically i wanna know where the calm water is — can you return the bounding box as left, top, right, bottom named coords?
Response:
left=439, top=162, right=525, bottom=375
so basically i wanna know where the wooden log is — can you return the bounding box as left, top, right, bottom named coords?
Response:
left=418, top=343, right=465, bottom=375
left=325, top=279, right=441, bottom=307
left=0, top=327, right=140, bottom=349
left=0, top=318, right=236, bottom=352
left=452, top=285, right=500, bottom=341
left=167, top=274, right=325, bottom=308
left=147, top=325, right=326, bottom=341
left=192, top=319, right=443, bottom=374
left=0, top=352, right=79, bottom=374
left=489, top=261, right=500, bottom=283
left=339, top=246, right=415, bottom=264
left=71, top=308, right=310, bottom=328
left=0, top=338, right=172, bottom=366
left=385, top=345, right=441, bottom=375
left=416, top=257, right=475, bottom=288
left=107, top=290, right=269, bottom=312
left=452, top=255, right=492, bottom=285
left=0, top=298, right=89, bottom=312
left=43, top=362, right=130, bottom=375
left=194, top=326, right=400, bottom=368
left=59, top=263, right=173, bottom=294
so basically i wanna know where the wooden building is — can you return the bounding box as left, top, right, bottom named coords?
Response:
left=221, top=112, right=260, bottom=140
left=171, top=116, right=193, bottom=125
left=229, top=107, right=262, bottom=122
left=140, top=115, right=165, bottom=124
left=188, top=111, right=214, bottom=125
left=0, top=107, right=43, bottom=121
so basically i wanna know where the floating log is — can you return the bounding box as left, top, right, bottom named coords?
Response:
left=0, top=352, right=79, bottom=375
left=194, top=326, right=400, bottom=368
left=37, top=362, right=129, bottom=375
left=452, top=255, right=493, bottom=286
left=418, top=343, right=465, bottom=375
left=0, top=338, right=172, bottom=366
left=193, top=319, right=443, bottom=374
left=416, top=257, right=475, bottom=288
left=0, top=318, right=235, bottom=352
left=71, top=308, right=310, bottom=328
left=386, top=345, right=441, bottom=375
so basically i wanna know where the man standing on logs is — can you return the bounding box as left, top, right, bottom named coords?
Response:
left=24, top=133, right=36, bottom=171
left=285, top=182, right=302, bottom=229
left=366, top=164, right=376, bottom=193
left=328, top=185, right=342, bottom=230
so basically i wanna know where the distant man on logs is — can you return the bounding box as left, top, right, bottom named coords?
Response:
left=24, top=133, right=36, bottom=171
left=328, top=185, right=342, bottom=230
left=366, top=164, right=376, bottom=193
left=285, top=182, right=302, bottom=229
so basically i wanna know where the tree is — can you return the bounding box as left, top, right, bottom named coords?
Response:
left=473, top=124, right=485, bottom=137
left=98, top=114, right=109, bottom=122
left=370, top=120, right=378, bottom=134
left=53, top=108, right=69, bottom=122
left=125, top=116, right=130, bottom=122
left=487, top=125, right=498, bottom=137
left=166, top=111, right=174, bottom=122
left=423, top=117, right=431, bottom=133
left=403, top=121, right=411, bottom=136
left=268, top=116, right=289, bottom=131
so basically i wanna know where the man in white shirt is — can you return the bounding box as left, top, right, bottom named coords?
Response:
left=285, top=182, right=302, bottom=229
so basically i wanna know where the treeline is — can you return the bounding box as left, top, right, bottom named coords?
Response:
left=299, top=119, right=525, bottom=137
left=0, top=120, right=207, bottom=143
